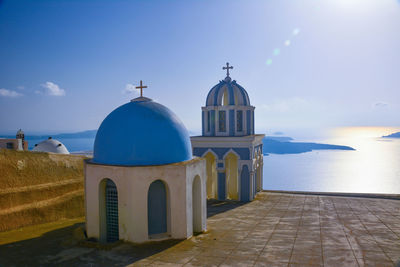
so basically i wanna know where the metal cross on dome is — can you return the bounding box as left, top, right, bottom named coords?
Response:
left=136, top=80, right=147, bottom=97
left=223, top=62, right=233, bottom=77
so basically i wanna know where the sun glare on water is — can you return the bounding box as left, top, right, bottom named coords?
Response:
left=332, top=126, right=400, bottom=140
left=323, top=126, right=400, bottom=194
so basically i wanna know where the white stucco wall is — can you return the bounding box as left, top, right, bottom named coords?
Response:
left=84, top=157, right=206, bottom=244
left=184, top=159, right=207, bottom=236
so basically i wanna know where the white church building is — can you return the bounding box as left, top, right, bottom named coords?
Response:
left=191, top=63, right=264, bottom=202
left=84, top=84, right=207, bottom=243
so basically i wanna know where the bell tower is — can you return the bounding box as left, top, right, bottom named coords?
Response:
left=16, top=129, right=27, bottom=150
left=191, top=63, right=264, bottom=202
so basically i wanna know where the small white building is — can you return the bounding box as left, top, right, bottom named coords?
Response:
left=84, top=95, right=207, bottom=243
left=32, top=137, right=69, bottom=154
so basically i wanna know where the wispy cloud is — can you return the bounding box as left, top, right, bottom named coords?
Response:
left=373, top=101, right=389, bottom=108
left=41, top=82, right=66, bottom=96
left=122, top=83, right=139, bottom=96
left=0, top=88, right=23, bottom=97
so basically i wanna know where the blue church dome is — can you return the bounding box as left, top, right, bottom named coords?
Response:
left=93, top=97, right=192, bottom=166
left=206, top=76, right=251, bottom=107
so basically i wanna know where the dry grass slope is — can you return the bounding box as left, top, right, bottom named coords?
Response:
left=0, top=149, right=85, bottom=232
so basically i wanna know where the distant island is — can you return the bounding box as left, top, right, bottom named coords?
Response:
left=1, top=130, right=356, bottom=155
left=382, top=132, right=400, bottom=138
left=263, top=136, right=355, bottom=155
left=0, top=130, right=97, bottom=140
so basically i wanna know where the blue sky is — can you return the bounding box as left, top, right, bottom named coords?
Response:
left=1, top=0, right=399, bottom=135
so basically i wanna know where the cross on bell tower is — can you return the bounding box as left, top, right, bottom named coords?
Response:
left=223, top=62, right=233, bottom=77
left=136, top=80, right=147, bottom=97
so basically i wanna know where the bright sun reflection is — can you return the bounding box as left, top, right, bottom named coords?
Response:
left=263, top=126, right=400, bottom=194
left=332, top=126, right=400, bottom=140
left=325, top=127, right=400, bottom=194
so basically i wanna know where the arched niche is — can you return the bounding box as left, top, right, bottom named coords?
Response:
left=256, top=164, right=262, bottom=192
left=225, top=152, right=239, bottom=200
left=192, top=175, right=203, bottom=234
left=204, top=151, right=217, bottom=199
left=148, top=180, right=168, bottom=237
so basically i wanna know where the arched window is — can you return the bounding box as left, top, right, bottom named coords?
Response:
left=105, top=179, right=119, bottom=242
left=236, top=110, right=243, bottom=132
left=219, top=111, right=226, bottom=132
left=207, top=111, right=211, bottom=132
left=99, top=178, right=119, bottom=243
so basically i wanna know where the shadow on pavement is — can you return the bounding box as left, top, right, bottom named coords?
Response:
left=207, top=199, right=245, bottom=218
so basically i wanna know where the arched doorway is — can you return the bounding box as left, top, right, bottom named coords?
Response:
left=192, top=175, right=202, bottom=234
left=148, top=180, right=167, bottom=236
left=204, top=152, right=217, bottom=199
left=99, top=178, right=119, bottom=243
left=225, top=152, right=238, bottom=200
left=240, top=165, right=250, bottom=202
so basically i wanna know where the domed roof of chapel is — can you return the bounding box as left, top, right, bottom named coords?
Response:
left=92, top=96, right=192, bottom=166
left=32, top=138, right=70, bottom=154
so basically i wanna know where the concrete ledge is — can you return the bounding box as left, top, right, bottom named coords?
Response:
left=263, top=190, right=400, bottom=200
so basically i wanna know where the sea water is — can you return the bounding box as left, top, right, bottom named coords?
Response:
left=26, top=137, right=95, bottom=152
left=263, top=127, right=400, bottom=194
left=23, top=127, right=400, bottom=194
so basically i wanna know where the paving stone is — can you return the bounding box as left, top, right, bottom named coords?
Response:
left=233, top=246, right=264, bottom=256
left=325, top=257, right=360, bottom=267
left=184, top=255, right=226, bottom=266
left=292, top=241, right=322, bottom=255
left=254, top=259, right=289, bottom=267
left=198, top=247, right=233, bottom=257
left=357, top=258, right=394, bottom=267
left=258, top=249, right=291, bottom=263
left=219, top=256, right=257, bottom=267
left=289, top=252, right=323, bottom=265
left=157, top=251, right=195, bottom=264
left=386, top=251, right=400, bottom=264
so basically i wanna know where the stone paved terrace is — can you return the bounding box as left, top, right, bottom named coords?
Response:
left=0, top=192, right=399, bottom=266
left=132, top=192, right=400, bottom=267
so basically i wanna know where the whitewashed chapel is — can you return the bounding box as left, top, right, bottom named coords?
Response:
left=84, top=82, right=207, bottom=243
